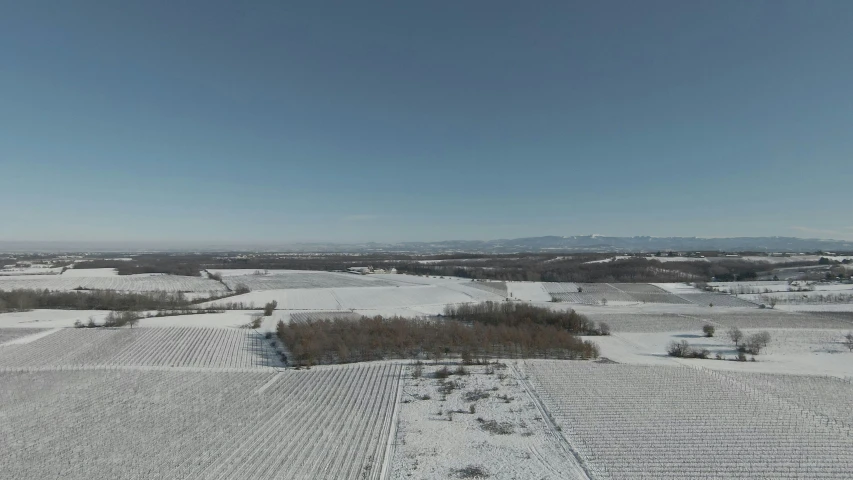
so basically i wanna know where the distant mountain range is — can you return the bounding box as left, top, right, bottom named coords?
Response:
left=1, top=236, right=852, bottom=254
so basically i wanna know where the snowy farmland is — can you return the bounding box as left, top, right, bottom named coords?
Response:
left=3, top=271, right=853, bottom=478
left=0, top=364, right=402, bottom=480
left=0, top=327, right=284, bottom=369
left=219, top=270, right=397, bottom=290
left=0, top=274, right=226, bottom=293
left=524, top=361, right=853, bottom=480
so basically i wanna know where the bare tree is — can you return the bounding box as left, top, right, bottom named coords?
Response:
left=843, top=332, right=853, bottom=352
left=768, top=297, right=778, bottom=309
left=727, top=327, right=743, bottom=346
left=263, top=300, right=278, bottom=316
left=702, top=325, right=715, bottom=337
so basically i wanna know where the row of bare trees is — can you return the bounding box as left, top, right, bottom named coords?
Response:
left=443, top=301, right=609, bottom=335
left=0, top=289, right=193, bottom=312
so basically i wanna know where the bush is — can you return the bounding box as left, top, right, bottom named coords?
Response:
left=667, top=340, right=692, bottom=358
left=597, top=322, right=611, bottom=336
left=667, top=340, right=709, bottom=359
left=702, top=324, right=715, bottom=337
left=435, top=366, right=451, bottom=379
left=844, top=332, right=853, bottom=352
left=234, top=284, right=250, bottom=295
left=739, top=332, right=771, bottom=355
left=263, top=300, right=278, bottom=316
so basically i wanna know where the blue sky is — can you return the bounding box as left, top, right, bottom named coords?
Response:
left=2, top=1, right=852, bottom=243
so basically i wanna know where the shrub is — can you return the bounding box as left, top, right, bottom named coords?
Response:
left=463, top=389, right=490, bottom=402
left=263, top=300, right=278, bottom=316
left=667, top=340, right=692, bottom=358
left=598, top=322, right=611, bottom=336
left=844, top=332, right=853, bottom=352
left=234, top=284, right=250, bottom=295
left=702, top=324, right=715, bottom=337
left=739, top=332, right=771, bottom=355
left=435, top=366, right=451, bottom=379
left=453, top=465, right=488, bottom=478
left=476, top=417, right=514, bottom=435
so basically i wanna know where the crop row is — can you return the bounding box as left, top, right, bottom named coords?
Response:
left=0, top=328, right=283, bottom=369
left=0, top=363, right=402, bottom=479
left=525, top=361, right=853, bottom=479
left=712, top=370, right=853, bottom=429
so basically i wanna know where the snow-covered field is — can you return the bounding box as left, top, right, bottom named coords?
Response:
left=203, top=284, right=504, bottom=312
left=0, top=364, right=401, bottom=479
left=391, top=362, right=587, bottom=480
left=220, top=270, right=397, bottom=290
left=3, top=269, right=853, bottom=478
left=523, top=361, right=853, bottom=479
left=0, top=274, right=226, bottom=293
left=0, top=266, right=64, bottom=276
left=0, top=327, right=283, bottom=369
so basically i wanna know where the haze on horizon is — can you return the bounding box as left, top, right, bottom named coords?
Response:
left=2, top=1, right=852, bottom=243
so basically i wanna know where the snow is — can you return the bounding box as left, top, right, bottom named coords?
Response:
left=0, top=364, right=401, bottom=479
left=391, top=363, right=587, bottom=480
left=523, top=360, right=853, bottom=479
left=0, top=309, right=112, bottom=329
left=61, top=267, right=118, bottom=277
left=221, top=271, right=396, bottom=290
left=0, top=266, right=64, bottom=276
left=0, top=274, right=227, bottom=293
left=591, top=328, right=853, bottom=378
left=507, top=281, right=552, bottom=302
left=0, top=327, right=283, bottom=369
left=202, top=284, right=503, bottom=312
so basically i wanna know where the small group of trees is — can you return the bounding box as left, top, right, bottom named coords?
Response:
left=844, top=332, right=853, bottom=352
left=728, top=327, right=771, bottom=355
left=263, top=300, right=278, bottom=316
left=667, top=340, right=710, bottom=359
left=74, top=311, right=141, bottom=328
left=277, top=314, right=600, bottom=366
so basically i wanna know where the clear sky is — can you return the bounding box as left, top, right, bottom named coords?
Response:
left=2, top=1, right=852, bottom=244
